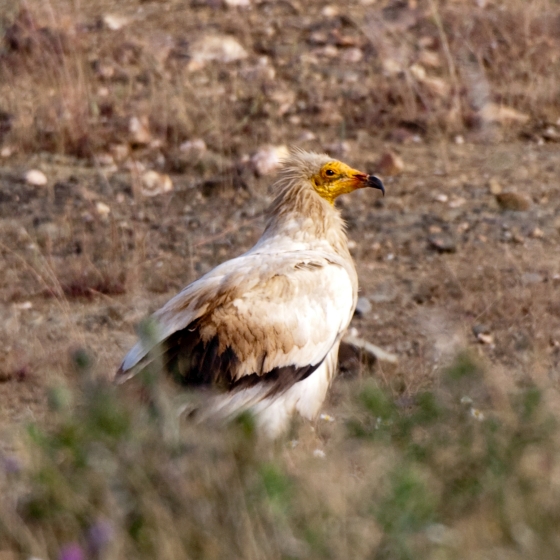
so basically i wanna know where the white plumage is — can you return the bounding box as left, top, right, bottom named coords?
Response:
left=116, top=149, right=384, bottom=437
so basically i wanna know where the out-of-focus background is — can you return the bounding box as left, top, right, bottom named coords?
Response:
left=1, top=0, right=560, bottom=558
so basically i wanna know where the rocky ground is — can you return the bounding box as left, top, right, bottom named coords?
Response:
left=1, top=138, right=559, bottom=430
left=0, top=0, right=559, bottom=432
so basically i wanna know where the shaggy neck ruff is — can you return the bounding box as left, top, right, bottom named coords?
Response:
left=263, top=174, right=350, bottom=257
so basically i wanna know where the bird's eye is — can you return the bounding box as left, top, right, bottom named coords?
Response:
left=325, top=169, right=335, bottom=177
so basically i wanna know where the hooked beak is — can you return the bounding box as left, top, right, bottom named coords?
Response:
left=350, top=172, right=385, bottom=196
left=366, top=174, right=385, bottom=196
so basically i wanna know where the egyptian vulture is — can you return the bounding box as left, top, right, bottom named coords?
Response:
left=116, top=149, right=384, bottom=436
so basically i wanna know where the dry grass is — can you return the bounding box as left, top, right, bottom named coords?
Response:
left=1, top=0, right=560, bottom=558
left=2, top=351, right=560, bottom=559
left=1, top=0, right=559, bottom=162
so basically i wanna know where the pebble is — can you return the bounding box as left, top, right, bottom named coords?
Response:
left=103, top=14, right=128, bottom=30
left=428, top=233, right=456, bottom=253
left=542, top=126, right=560, bottom=142
left=377, top=150, right=404, bottom=176
left=448, top=196, right=466, bottom=208
left=480, top=103, right=529, bottom=125
left=179, top=139, right=207, bottom=157
left=95, top=154, right=115, bottom=167
left=496, top=192, right=531, bottom=211
left=341, top=48, right=363, bottom=63
left=95, top=201, right=111, bottom=217
left=25, top=169, right=48, bottom=186
left=251, top=145, right=289, bottom=176
left=370, top=283, right=397, bottom=303
left=521, top=272, right=544, bottom=285
left=355, top=296, right=372, bottom=317
left=488, top=178, right=502, bottom=195
left=141, top=171, right=173, bottom=197
left=530, top=227, right=544, bottom=239
left=189, top=35, right=248, bottom=67
left=472, top=324, right=491, bottom=337
left=110, top=144, right=130, bottom=162
left=418, top=50, right=442, bottom=68
left=129, top=116, right=151, bottom=145
left=477, top=333, right=494, bottom=345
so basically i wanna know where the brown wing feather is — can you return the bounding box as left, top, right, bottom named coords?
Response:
left=164, top=318, right=324, bottom=397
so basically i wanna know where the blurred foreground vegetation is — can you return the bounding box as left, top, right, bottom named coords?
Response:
left=1, top=351, right=560, bottom=560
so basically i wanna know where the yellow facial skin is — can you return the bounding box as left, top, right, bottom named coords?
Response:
left=311, top=161, right=372, bottom=205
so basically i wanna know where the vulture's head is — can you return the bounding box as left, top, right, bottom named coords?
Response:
left=280, top=149, right=385, bottom=205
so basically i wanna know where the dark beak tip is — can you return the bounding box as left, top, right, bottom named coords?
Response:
left=367, top=175, right=385, bottom=196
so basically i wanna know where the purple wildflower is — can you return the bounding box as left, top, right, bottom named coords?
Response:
left=3, top=455, right=22, bottom=475
left=58, top=543, right=84, bottom=560
left=87, top=519, right=114, bottom=553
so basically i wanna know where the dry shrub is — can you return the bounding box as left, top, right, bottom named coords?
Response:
left=1, top=349, right=560, bottom=559
left=0, top=0, right=558, bottom=163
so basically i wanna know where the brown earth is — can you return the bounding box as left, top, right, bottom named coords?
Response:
left=1, top=0, right=560, bottom=435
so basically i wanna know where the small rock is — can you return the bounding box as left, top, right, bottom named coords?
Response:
left=313, top=449, right=326, bottom=459
left=25, top=169, right=48, bottom=186
left=95, top=201, right=111, bottom=217
left=477, top=333, right=494, bottom=345
left=225, top=0, right=250, bottom=5
left=530, top=227, right=544, bottom=239
left=110, top=144, right=129, bottom=162
left=341, top=48, right=363, bottom=63
left=377, top=151, right=404, bottom=176
left=103, top=14, right=128, bottom=30
left=409, top=63, right=426, bottom=81
left=418, top=50, right=441, bottom=68
left=422, top=76, right=449, bottom=98
left=542, top=126, right=560, bottom=142
left=299, top=130, right=316, bottom=142
left=129, top=116, right=151, bottom=145
left=472, top=324, right=491, bottom=337
left=324, top=140, right=350, bottom=156
left=342, top=334, right=398, bottom=364
left=141, top=171, right=173, bottom=197
left=428, top=233, right=456, bottom=253
left=480, top=103, right=529, bottom=125
left=179, top=139, right=207, bottom=158
left=36, top=222, right=71, bottom=245
left=1, top=146, right=14, bottom=158
left=521, top=272, right=544, bottom=285
left=189, top=35, right=248, bottom=67
left=488, top=178, right=502, bottom=195
left=355, top=296, right=372, bottom=317
left=370, top=283, right=397, bottom=303
left=251, top=145, right=289, bottom=176
left=95, top=153, right=115, bottom=167
left=454, top=135, right=464, bottom=145
left=322, top=5, right=339, bottom=17
left=496, top=192, right=531, bottom=211
left=382, top=57, right=403, bottom=76
left=449, top=196, right=466, bottom=208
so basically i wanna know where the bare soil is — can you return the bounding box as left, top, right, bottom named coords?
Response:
left=1, top=0, right=560, bottom=436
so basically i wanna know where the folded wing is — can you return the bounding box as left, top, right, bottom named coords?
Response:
left=116, top=250, right=355, bottom=396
